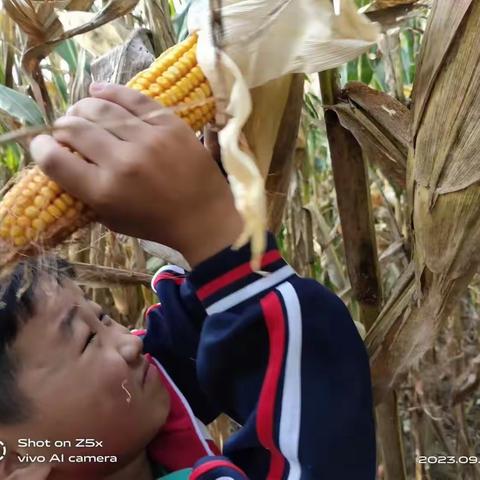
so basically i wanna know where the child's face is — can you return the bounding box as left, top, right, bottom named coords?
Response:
left=5, top=274, right=170, bottom=476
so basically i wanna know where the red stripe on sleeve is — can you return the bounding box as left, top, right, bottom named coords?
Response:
left=144, top=302, right=161, bottom=320
left=131, top=329, right=146, bottom=337
left=196, top=250, right=281, bottom=301
left=153, top=273, right=185, bottom=288
left=257, top=292, right=286, bottom=479
left=190, top=459, right=247, bottom=480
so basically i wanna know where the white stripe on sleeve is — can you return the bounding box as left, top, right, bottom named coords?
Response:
left=205, top=265, right=296, bottom=315
left=276, top=282, right=303, bottom=480
left=150, top=264, right=186, bottom=291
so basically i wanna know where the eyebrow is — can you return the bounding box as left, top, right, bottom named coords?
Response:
left=59, top=305, right=80, bottom=338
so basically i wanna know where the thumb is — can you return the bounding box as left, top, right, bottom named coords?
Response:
left=30, top=134, right=99, bottom=204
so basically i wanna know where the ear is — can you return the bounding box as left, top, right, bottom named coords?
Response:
left=0, top=451, right=52, bottom=480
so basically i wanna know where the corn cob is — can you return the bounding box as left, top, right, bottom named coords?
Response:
left=0, top=33, right=215, bottom=264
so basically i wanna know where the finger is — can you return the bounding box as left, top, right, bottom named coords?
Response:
left=53, top=116, right=122, bottom=165
left=89, top=82, right=180, bottom=127
left=30, top=134, right=100, bottom=202
left=67, top=97, right=151, bottom=141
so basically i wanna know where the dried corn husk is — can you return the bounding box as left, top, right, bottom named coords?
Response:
left=331, top=81, right=409, bottom=191
left=367, top=0, right=480, bottom=399
left=189, top=0, right=380, bottom=268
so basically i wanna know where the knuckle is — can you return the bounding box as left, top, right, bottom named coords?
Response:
left=75, top=98, right=111, bottom=118
left=90, top=99, right=112, bottom=118
left=144, top=131, right=164, bottom=151
left=37, top=145, right=62, bottom=174
left=91, top=178, right=112, bottom=209
left=117, top=156, right=142, bottom=177
left=53, top=117, right=77, bottom=142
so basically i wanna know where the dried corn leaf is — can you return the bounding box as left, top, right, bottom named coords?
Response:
left=3, top=0, right=61, bottom=42
left=367, top=0, right=480, bottom=397
left=56, top=11, right=130, bottom=56
left=365, top=4, right=425, bottom=31
left=90, top=28, right=155, bottom=84
left=323, top=91, right=382, bottom=332
left=370, top=0, right=418, bottom=8
left=266, top=74, right=304, bottom=234
left=7, top=0, right=139, bottom=66
left=243, top=75, right=293, bottom=179
left=141, top=0, right=176, bottom=55
left=412, top=0, right=472, bottom=133
left=331, top=81, right=409, bottom=191
left=5, top=0, right=138, bottom=120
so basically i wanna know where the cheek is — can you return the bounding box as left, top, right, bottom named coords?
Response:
left=99, top=354, right=132, bottom=399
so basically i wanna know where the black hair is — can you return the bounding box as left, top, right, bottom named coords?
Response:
left=0, top=256, right=75, bottom=425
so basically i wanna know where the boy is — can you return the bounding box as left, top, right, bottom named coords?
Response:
left=0, top=83, right=376, bottom=479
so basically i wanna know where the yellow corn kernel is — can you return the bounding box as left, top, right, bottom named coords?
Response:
left=200, top=82, right=212, bottom=96
left=60, top=193, right=74, bottom=207
left=135, top=77, right=150, bottom=87
left=11, top=205, right=24, bottom=216
left=27, top=181, right=40, bottom=192
left=47, top=181, right=61, bottom=194
left=25, top=228, right=35, bottom=240
left=10, top=225, right=23, bottom=237
left=156, top=77, right=171, bottom=89
left=40, top=186, right=55, bottom=200
left=32, top=218, right=47, bottom=233
left=190, top=66, right=205, bottom=82
left=25, top=206, right=39, bottom=219
left=53, top=198, right=68, bottom=213
left=22, top=187, right=36, bottom=198
left=148, top=83, right=162, bottom=95
left=34, top=195, right=50, bottom=208
left=13, top=236, right=27, bottom=247
left=16, top=195, right=30, bottom=207
left=141, top=71, right=156, bottom=82
left=40, top=210, right=55, bottom=225
left=17, top=216, right=31, bottom=228
left=47, top=205, right=62, bottom=219
left=141, top=89, right=155, bottom=98
left=2, top=215, right=13, bottom=227
left=159, top=94, right=172, bottom=107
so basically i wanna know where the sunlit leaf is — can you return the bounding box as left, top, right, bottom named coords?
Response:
left=0, top=85, right=45, bottom=125
left=55, top=39, right=78, bottom=71
left=360, top=53, right=373, bottom=85
left=3, top=143, right=21, bottom=172
left=172, top=0, right=194, bottom=42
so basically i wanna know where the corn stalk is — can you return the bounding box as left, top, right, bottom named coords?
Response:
left=320, top=68, right=406, bottom=480
left=366, top=0, right=480, bottom=404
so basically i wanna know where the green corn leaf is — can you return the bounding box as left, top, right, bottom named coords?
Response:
left=3, top=143, right=21, bottom=172
left=360, top=53, right=374, bottom=85
left=0, top=85, right=45, bottom=125
left=55, top=39, right=78, bottom=72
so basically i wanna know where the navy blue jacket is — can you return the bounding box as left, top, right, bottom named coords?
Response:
left=142, top=232, right=376, bottom=479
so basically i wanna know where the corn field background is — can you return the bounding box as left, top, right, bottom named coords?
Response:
left=1, top=0, right=480, bottom=479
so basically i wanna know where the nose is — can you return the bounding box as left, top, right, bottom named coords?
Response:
left=118, top=332, right=144, bottom=365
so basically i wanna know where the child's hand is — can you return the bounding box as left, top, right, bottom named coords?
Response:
left=30, top=83, right=243, bottom=267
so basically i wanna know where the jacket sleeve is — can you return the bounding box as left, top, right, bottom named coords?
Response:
left=144, top=232, right=376, bottom=480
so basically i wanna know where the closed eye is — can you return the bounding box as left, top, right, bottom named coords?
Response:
left=83, top=332, right=96, bottom=351
left=82, top=313, right=106, bottom=352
